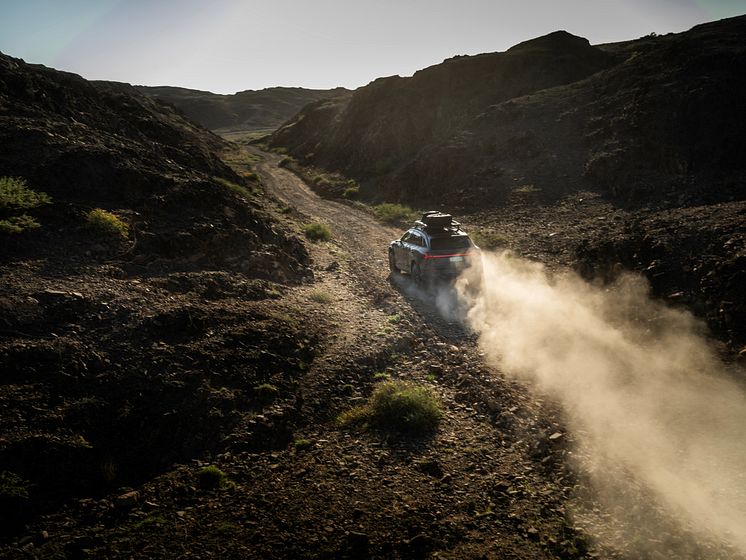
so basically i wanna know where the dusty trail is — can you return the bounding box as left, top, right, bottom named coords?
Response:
left=241, top=148, right=580, bottom=559
left=246, top=149, right=746, bottom=559
left=252, top=147, right=474, bottom=343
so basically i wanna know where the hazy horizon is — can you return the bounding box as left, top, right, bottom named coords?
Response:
left=1, top=0, right=744, bottom=94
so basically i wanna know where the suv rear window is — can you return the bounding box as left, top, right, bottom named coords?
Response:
left=430, top=236, right=471, bottom=250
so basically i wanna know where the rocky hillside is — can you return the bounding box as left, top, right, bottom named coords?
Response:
left=0, top=51, right=308, bottom=277
left=270, top=17, right=746, bottom=350
left=136, top=85, right=349, bottom=134
left=0, top=51, right=311, bottom=536
left=271, top=16, right=746, bottom=208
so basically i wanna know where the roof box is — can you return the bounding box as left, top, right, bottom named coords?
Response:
left=421, top=211, right=452, bottom=230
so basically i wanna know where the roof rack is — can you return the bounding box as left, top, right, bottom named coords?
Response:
left=414, top=211, right=462, bottom=233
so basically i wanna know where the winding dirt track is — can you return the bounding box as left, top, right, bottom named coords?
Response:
left=251, top=147, right=475, bottom=343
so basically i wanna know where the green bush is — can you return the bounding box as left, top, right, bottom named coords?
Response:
left=309, top=290, right=333, bottom=304
left=0, top=176, right=51, bottom=234
left=293, top=439, right=313, bottom=451
left=254, top=383, right=279, bottom=401
left=339, top=380, right=442, bottom=436
left=341, top=185, right=360, bottom=199
left=0, top=215, right=43, bottom=234
left=85, top=208, right=129, bottom=239
left=0, top=471, right=30, bottom=500
left=303, top=222, right=331, bottom=241
left=198, top=465, right=231, bottom=490
left=373, top=203, right=417, bottom=225
left=278, top=156, right=294, bottom=167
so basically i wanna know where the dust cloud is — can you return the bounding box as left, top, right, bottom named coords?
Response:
left=456, top=251, right=746, bottom=555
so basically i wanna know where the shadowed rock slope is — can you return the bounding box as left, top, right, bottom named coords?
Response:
left=136, top=85, right=349, bottom=134
left=271, top=17, right=746, bottom=208
left=0, top=51, right=311, bottom=534
left=0, top=51, right=308, bottom=277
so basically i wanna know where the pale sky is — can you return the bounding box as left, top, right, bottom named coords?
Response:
left=1, top=0, right=744, bottom=93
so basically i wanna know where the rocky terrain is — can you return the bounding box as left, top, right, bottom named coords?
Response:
left=271, top=16, right=746, bottom=208
left=135, top=85, right=349, bottom=138
left=0, top=52, right=310, bottom=549
left=1, top=15, right=745, bottom=559
left=271, top=16, right=746, bottom=350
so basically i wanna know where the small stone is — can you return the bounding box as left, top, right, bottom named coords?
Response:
left=114, top=490, right=140, bottom=510
left=549, top=432, right=563, bottom=440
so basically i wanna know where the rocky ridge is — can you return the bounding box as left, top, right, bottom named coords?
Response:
left=270, top=16, right=746, bottom=349
left=135, top=85, right=349, bottom=136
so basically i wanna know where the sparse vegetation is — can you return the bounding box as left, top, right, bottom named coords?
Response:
left=0, top=214, right=43, bottom=235
left=338, top=380, right=443, bottom=436
left=0, top=471, right=30, bottom=500
left=342, top=180, right=360, bottom=199
left=216, top=521, right=241, bottom=535
left=133, top=514, right=167, bottom=529
left=373, top=203, right=418, bottom=225
left=513, top=183, right=541, bottom=194
left=85, top=208, right=129, bottom=239
left=254, top=383, right=279, bottom=401
left=372, top=372, right=391, bottom=380
left=303, top=221, right=331, bottom=241
left=387, top=314, right=402, bottom=324
left=293, top=439, right=313, bottom=451
left=0, top=176, right=51, bottom=233
left=214, top=176, right=253, bottom=199
left=279, top=205, right=293, bottom=214
left=309, top=290, right=333, bottom=304
left=198, top=465, right=231, bottom=489
left=278, top=156, right=294, bottom=167
left=471, top=230, right=509, bottom=250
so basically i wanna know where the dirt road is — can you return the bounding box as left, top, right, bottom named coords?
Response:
left=253, top=148, right=476, bottom=341
left=243, top=148, right=580, bottom=559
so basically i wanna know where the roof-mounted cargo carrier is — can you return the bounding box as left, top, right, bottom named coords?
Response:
left=415, top=211, right=461, bottom=232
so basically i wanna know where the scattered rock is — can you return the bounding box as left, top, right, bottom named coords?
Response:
left=114, top=491, right=140, bottom=510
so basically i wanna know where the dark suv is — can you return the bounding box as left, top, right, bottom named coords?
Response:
left=389, top=212, right=479, bottom=285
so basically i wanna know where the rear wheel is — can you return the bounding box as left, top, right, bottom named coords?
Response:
left=411, top=262, right=423, bottom=286
left=388, top=250, right=398, bottom=274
